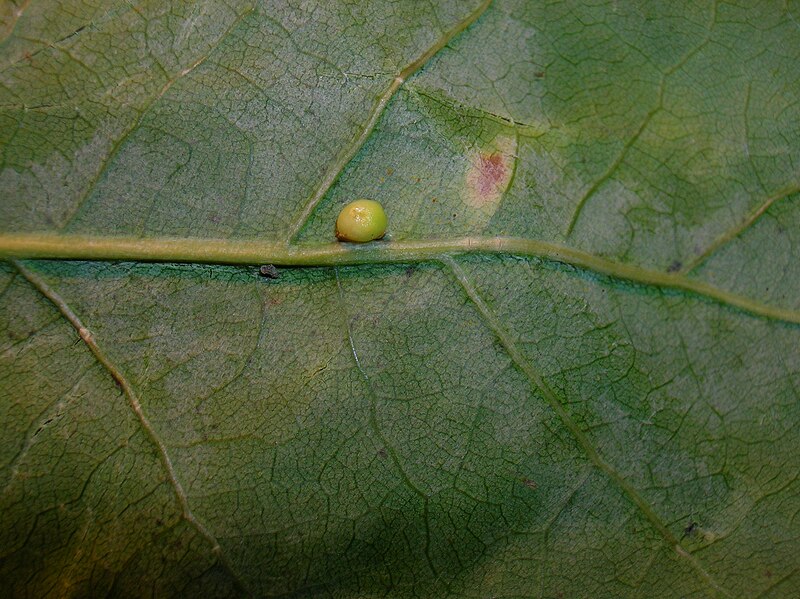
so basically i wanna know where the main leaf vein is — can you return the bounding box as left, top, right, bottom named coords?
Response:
left=2, top=234, right=798, bottom=326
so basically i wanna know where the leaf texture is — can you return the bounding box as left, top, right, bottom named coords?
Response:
left=1, top=1, right=799, bottom=597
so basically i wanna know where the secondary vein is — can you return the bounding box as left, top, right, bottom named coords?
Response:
left=682, top=183, right=800, bottom=273
left=57, top=6, right=255, bottom=230
left=10, top=259, right=253, bottom=597
left=334, top=269, right=438, bottom=578
left=565, top=1, right=717, bottom=238
left=283, top=0, right=493, bottom=243
left=442, top=256, right=731, bottom=599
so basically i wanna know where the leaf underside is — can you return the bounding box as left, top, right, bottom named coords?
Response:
left=1, top=0, right=800, bottom=597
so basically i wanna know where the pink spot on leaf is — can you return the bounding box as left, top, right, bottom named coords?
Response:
left=474, top=153, right=507, bottom=197
left=464, top=145, right=514, bottom=209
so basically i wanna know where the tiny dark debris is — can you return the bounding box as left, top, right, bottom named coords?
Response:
left=377, top=448, right=388, bottom=459
left=259, top=264, right=280, bottom=279
left=683, top=521, right=698, bottom=538
left=667, top=260, right=682, bottom=273
left=522, top=477, right=537, bottom=490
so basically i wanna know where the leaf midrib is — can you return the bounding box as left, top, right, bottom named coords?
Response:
left=2, top=233, right=798, bottom=326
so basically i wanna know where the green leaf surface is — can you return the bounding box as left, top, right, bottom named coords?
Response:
left=2, top=0, right=799, bottom=596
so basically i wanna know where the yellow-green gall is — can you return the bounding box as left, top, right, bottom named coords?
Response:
left=335, top=199, right=387, bottom=242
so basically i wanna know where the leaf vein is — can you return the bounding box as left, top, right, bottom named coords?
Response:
left=565, top=1, right=718, bottom=237
left=334, top=268, right=438, bottom=579
left=1, top=364, right=95, bottom=500
left=10, top=259, right=253, bottom=597
left=58, top=6, right=255, bottom=231
left=442, top=256, right=731, bottom=598
left=3, top=234, right=798, bottom=326
left=284, top=0, right=494, bottom=242
left=682, top=183, right=800, bottom=273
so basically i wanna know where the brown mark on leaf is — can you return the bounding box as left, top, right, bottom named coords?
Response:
left=464, top=135, right=517, bottom=211
left=522, top=477, right=537, bottom=490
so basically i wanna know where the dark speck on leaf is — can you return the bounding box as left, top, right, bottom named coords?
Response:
left=534, top=71, right=545, bottom=78
left=522, top=478, right=537, bottom=490
left=667, top=260, right=682, bottom=273
left=405, top=266, right=416, bottom=278
left=377, top=448, right=388, bottom=459
left=683, top=521, right=698, bottom=538
left=259, top=264, right=280, bottom=279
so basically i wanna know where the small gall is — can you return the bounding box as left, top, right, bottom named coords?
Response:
left=335, top=199, right=387, bottom=242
